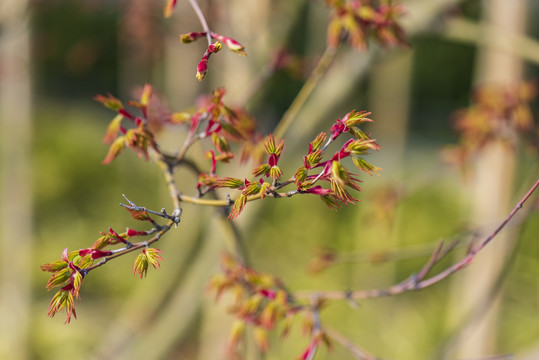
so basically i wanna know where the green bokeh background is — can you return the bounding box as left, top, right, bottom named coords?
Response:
left=1, top=0, right=539, bottom=359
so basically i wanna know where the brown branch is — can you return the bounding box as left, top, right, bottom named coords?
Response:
left=156, top=156, right=182, bottom=211
left=84, top=219, right=175, bottom=273
left=295, top=178, right=539, bottom=301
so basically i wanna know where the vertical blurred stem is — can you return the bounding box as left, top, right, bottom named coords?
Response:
left=187, top=0, right=212, bottom=46
left=364, top=49, right=412, bottom=338
left=446, top=0, right=527, bottom=358
left=0, top=1, right=32, bottom=359
left=368, top=51, right=413, bottom=170
left=274, top=46, right=337, bottom=140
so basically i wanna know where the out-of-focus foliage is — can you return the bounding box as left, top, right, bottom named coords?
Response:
left=20, top=0, right=539, bottom=359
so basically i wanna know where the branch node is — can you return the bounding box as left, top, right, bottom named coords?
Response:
left=408, top=273, right=419, bottom=289
left=345, top=290, right=359, bottom=308
left=286, top=190, right=297, bottom=197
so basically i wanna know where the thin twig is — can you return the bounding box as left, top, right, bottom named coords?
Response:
left=175, top=112, right=209, bottom=162
left=274, top=46, right=337, bottom=140
left=156, top=156, right=182, bottom=211
left=324, top=326, right=381, bottom=360
left=419, top=178, right=539, bottom=289
left=179, top=188, right=298, bottom=207
left=120, top=194, right=181, bottom=224
left=187, top=0, right=212, bottom=46
left=84, top=220, right=174, bottom=273
left=294, top=179, right=539, bottom=301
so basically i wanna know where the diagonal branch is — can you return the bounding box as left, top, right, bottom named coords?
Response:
left=295, top=178, right=539, bottom=301
left=273, top=46, right=338, bottom=140
left=324, top=325, right=382, bottom=360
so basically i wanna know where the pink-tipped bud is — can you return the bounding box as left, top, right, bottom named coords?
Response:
left=163, top=0, right=177, bottom=18
left=210, top=32, right=247, bottom=56
left=208, top=41, right=222, bottom=53
left=196, top=59, right=208, bottom=81
left=179, top=32, right=201, bottom=43
left=126, top=228, right=148, bottom=237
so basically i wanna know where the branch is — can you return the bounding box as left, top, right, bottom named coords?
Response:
left=156, top=156, right=182, bottom=211
left=83, top=219, right=174, bottom=274
left=324, top=326, right=381, bottom=360
left=273, top=46, right=337, bottom=140
left=295, top=178, right=539, bottom=301
left=120, top=194, right=181, bottom=225
left=187, top=0, right=212, bottom=46
left=178, top=187, right=298, bottom=207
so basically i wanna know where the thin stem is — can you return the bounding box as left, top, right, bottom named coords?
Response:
left=324, top=326, right=380, bottom=360
left=188, top=0, right=212, bottom=46
left=176, top=112, right=208, bottom=162
left=294, top=178, right=539, bottom=301
left=179, top=189, right=295, bottom=207
left=274, top=46, right=338, bottom=140
left=84, top=220, right=174, bottom=273
left=120, top=194, right=181, bottom=224
left=419, top=178, right=539, bottom=288
left=156, top=156, right=182, bottom=211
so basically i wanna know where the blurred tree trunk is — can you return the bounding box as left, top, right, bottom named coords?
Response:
left=446, top=0, right=527, bottom=358
left=369, top=50, right=413, bottom=170
left=0, top=1, right=32, bottom=359
left=218, top=0, right=271, bottom=102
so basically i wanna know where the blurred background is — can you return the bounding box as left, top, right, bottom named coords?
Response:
left=1, top=0, right=538, bottom=359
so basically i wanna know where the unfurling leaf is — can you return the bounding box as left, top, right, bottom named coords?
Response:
left=133, top=248, right=164, bottom=279
left=145, top=248, right=164, bottom=270
left=351, top=155, right=382, bottom=175
left=229, top=194, right=247, bottom=219
left=269, top=166, right=283, bottom=180
left=103, top=114, right=124, bottom=144
left=102, top=136, right=125, bottom=164
left=46, top=268, right=72, bottom=290
left=140, top=83, right=152, bottom=106
left=48, top=289, right=76, bottom=324
left=252, top=164, right=271, bottom=177
left=133, top=252, right=149, bottom=279
left=163, top=0, right=177, bottom=18
left=41, top=260, right=68, bottom=273
left=125, top=206, right=151, bottom=221
left=170, top=112, right=192, bottom=124
left=254, top=327, right=270, bottom=352
left=72, top=271, right=83, bottom=299
left=228, top=319, right=246, bottom=350
left=214, top=177, right=244, bottom=189
left=94, top=93, right=124, bottom=111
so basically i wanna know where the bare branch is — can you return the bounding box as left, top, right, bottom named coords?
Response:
left=295, top=178, right=539, bottom=301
